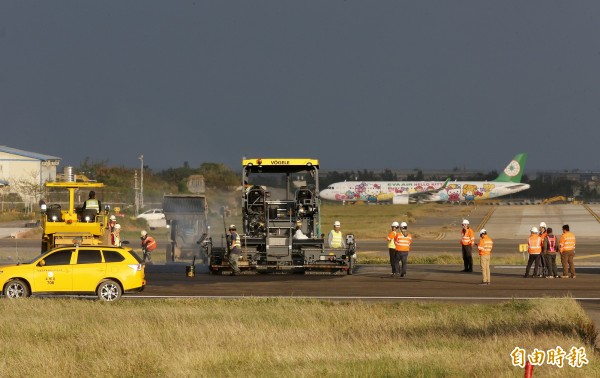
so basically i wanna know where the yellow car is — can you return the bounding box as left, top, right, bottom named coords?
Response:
left=0, top=245, right=145, bottom=301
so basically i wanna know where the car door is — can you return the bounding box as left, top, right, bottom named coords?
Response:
left=72, top=249, right=106, bottom=292
left=33, top=249, right=74, bottom=293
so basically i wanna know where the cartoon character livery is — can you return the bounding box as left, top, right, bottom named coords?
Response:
left=320, top=153, right=529, bottom=205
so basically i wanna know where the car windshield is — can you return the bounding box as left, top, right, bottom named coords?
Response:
left=23, top=251, right=52, bottom=264
left=128, top=250, right=143, bottom=263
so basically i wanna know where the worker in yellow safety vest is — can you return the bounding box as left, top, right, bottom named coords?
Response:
left=81, top=190, right=101, bottom=213
left=228, top=224, right=242, bottom=276
left=386, top=221, right=400, bottom=276
left=558, top=224, right=576, bottom=278
left=477, top=229, right=493, bottom=285
left=393, top=222, right=412, bottom=278
left=524, top=227, right=542, bottom=278
left=328, top=221, right=346, bottom=249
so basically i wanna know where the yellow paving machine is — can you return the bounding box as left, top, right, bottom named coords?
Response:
left=209, top=158, right=356, bottom=274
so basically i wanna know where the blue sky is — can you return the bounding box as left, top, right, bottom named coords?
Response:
left=2, top=1, right=599, bottom=172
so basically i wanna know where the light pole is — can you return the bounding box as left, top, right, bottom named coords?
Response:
left=139, top=154, right=144, bottom=209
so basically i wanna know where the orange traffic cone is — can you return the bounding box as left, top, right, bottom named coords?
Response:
left=524, top=361, right=534, bottom=377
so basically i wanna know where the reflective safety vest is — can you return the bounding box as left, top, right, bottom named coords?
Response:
left=546, top=234, right=557, bottom=253
left=330, top=230, right=343, bottom=248
left=231, top=232, right=241, bottom=249
left=112, top=232, right=121, bottom=247
left=477, top=235, right=493, bottom=256
left=461, top=228, right=474, bottom=246
left=85, top=199, right=99, bottom=211
left=528, top=234, right=542, bottom=254
left=559, top=231, right=576, bottom=252
left=394, top=232, right=412, bottom=252
left=387, top=230, right=397, bottom=249
left=142, top=236, right=157, bottom=251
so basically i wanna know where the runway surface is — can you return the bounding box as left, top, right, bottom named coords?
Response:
left=1, top=204, right=599, bottom=344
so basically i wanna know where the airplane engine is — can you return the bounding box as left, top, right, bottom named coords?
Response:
left=392, top=194, right=409, bottom=205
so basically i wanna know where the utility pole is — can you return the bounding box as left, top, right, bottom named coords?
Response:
left=134, top=170, right=139, bottom=216
left=139, top=154, right=144, bottom=209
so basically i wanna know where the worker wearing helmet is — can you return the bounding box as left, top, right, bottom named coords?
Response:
left=538, top=222, right=548, bottom=277
left=477, top=229, right=493, bottom=285
left=460, top=219, right=474, bottom=273
left=108, top=215, right=120, bottom=246
left=112, top=223, right=122, bottom=247
left=393, top=222, right=412, bottom=277
left=524, top=227, right=542, bottom=278
left=386, top=221, right=400, bottom=276
left=328, top=221, right=346, bottom=249
left=140, top=230, right=157, bottom=264
left=559, top=224, right=576, bottom=278
left=228, top=225, right=242, bottom=275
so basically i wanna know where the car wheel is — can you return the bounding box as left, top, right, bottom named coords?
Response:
left=4, top=279, right=30, bottom=299
left=97, top=280, right=122, bottom=302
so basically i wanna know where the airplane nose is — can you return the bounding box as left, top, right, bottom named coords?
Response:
left=319, top=189, right=332, bottom=200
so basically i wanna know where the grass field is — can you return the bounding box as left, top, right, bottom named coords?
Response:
left=0, top=297, right=596, bottom=377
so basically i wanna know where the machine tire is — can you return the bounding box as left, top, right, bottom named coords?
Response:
left=4, top=279, right=30, bottom=299
left=97, top=280, right=122, bottom=302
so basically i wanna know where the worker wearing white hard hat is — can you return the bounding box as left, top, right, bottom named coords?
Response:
left=524, top=226, right=543, bottom=278
left=228, top=225, right=242, bottom=275
left=460, top=219, right=474, bottom=273
left=108, top=214, right=119, bottom=245
left=393, top=221, right=412, bottom=277
left=477, top=229, right=493, bottom=285
left=386, top=221, right=400, bottom=276
left=140, top=230, right=157, bottom=264
left=328, top=221, right=346, bottom=249
left=112, top=223, right=122, bottom=247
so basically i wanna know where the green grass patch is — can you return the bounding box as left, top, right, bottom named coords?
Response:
left=0, top=298, right=596, bottom=376
left=358, top=252, right=526, bottom=265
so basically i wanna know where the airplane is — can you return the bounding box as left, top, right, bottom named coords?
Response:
left=319, top=153, right=530, bottom=205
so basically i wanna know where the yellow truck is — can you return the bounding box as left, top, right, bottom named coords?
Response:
left=41, top=181, right=110, bottom=252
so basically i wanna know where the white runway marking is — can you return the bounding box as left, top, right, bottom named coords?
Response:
left=126, top=295, right=600, bottom=301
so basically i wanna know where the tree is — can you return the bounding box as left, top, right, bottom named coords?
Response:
left=198, top=163, right=239, bottom=189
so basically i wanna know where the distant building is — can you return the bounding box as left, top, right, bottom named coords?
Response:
left=0, top=146, right=61, bottom=208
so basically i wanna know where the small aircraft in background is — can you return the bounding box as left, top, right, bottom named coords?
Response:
left=319, top=153, right=530, bottom=205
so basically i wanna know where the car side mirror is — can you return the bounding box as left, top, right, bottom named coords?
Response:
left=37, top=260, right=46, bottom=267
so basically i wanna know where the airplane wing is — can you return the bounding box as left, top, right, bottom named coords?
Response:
left=392, top=178, right=450, bottom=204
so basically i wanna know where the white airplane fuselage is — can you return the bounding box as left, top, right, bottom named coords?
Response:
left=319, top=180, right=530, bottom=204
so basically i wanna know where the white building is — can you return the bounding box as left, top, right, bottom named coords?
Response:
left=0, top=146, right=61, bottom=208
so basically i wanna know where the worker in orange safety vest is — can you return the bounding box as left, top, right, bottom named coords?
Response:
left=524, top=227, right=542, bottom=278
left=559, top=224, right=576, bottom=278
left=393, top=222, right=412, bottom=278
left=386, top=221, right=400, bottom=276
left=460, top=219, right=475, bottom=272
left=477, top=229, right=493, bottom=285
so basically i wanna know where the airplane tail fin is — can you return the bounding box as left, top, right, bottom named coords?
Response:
left=493, top=153, right=527, bottom=183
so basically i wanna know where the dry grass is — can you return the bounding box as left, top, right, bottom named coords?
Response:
left=357, top=252, right=526, bottom=265
left=320, top=203, right=472, bottom=239
left=0, top=298, right=596, bottom=377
